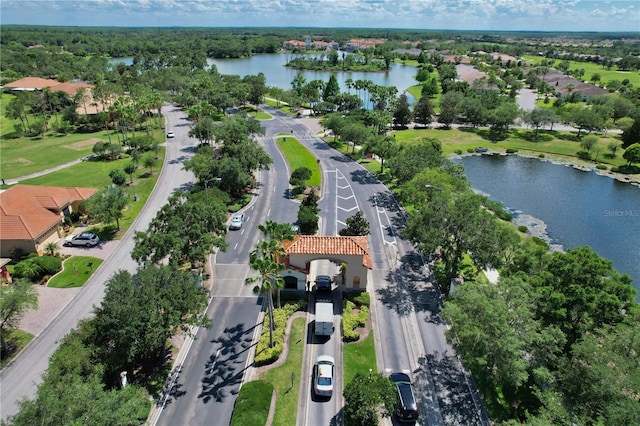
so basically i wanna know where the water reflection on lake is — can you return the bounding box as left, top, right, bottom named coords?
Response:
left=458, top=154, right=640, bottom=296
left=109, top=54, right=419, bottom=102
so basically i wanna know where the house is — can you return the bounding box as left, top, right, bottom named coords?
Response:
left=1, top=76, right=103, bottom=115
left=0, top=184, right=96, bottom=257
left=279, top=235, right=372, bottom=291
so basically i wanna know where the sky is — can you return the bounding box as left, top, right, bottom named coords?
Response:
left=1, top=0, right=639, bottom=32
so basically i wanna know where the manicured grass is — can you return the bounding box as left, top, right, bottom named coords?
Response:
left=343, top=329, right=376, bottom=385
left=47, top=256, right=104, bottom=288
left=19, top=148, right=164, bottom=236
left=392, top=126, right=627, bottom=168
left=230, top=380, right=274, bottom=426
left=521, top=54, right=640, bottom=87
left=276, top=135, right=321, bottom=187
left=0, top=328, right=34, bottom=369
left=1, top=129, right=115, bottom=180
left=259, top=317, right=306, bottom=426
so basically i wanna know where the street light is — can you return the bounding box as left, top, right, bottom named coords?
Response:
left=203, top=177, right=222, bottom=204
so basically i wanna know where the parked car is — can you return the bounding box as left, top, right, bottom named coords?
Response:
left=64, top=232, right=100, bottom=247
left=390, top=372, right=420, bottom=422
left=229, top=213, right=245, bottom=230
left=313, top=355, right=335, bottom=397
left=166, top=130, right=175, bottom=138
left=475, top=146, right=488, bottom=153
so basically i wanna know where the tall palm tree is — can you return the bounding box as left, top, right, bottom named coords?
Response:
left=245, top=240, right=284, bottom=348
left=258, top=221, right=295, bottom=308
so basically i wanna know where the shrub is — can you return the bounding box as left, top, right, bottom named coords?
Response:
left=342, top=300, right=369, bottom=342
left=531, top=237, right=549, bottom=248
left=466, top=148, right=475, bottom=153
left=506, top=148, right=518, bottom=154
left=518, top=225, right=528, bottom=233
left=538, top=153, right=545, bottom=158
left=13, top=256, right=62, bottom=283
left=485, top=199, right=513, bottom=222
left=455, top=149, right=463, bottom=155
left=254, top=301, right=304, bottom=366
left=596, top=164, right=608, bottom=170
left=35, top=256, right=63, bottom=276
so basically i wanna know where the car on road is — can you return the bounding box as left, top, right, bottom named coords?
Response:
left=314, top=275, right=332, bottom=293
left=390, top=372, right=420, bottom=422
left=64, top=232, right=100, bottom=247
left=313, top=355, right=335, bottom=397
left=229, top=213, right=245, bottom=230
left=166, top=130, right=175, bottom=138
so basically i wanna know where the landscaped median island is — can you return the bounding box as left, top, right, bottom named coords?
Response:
left=230, top=291, right=375, bottom=425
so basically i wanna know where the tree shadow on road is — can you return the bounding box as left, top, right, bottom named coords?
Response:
left=198, top=322, right=254, bottom=403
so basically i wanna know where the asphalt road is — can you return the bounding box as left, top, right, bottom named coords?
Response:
left=0, top=104, right=198, bottom=421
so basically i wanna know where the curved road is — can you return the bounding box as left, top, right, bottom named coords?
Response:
left=0, top=104, right=198, bottom=421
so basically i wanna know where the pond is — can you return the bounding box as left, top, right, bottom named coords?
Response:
left=457, top=154, right=640, bottom=297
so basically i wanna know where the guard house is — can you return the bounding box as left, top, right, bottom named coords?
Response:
left=280, top=235, right=372, bottom=291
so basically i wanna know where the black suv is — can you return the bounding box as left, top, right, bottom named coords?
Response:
left=390, top=372, right=419, bottom=422
left=314, top=275, right=332, bottom=292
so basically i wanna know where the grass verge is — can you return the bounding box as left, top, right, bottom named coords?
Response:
left=230, top=380, right=274, bottom=426
left=0, top=329, right=34, bottom=370
left=343, top=329, right=376, bottom=385
left=47, top=256, right=104, bottom=288
left=259, top=317, right=306, bottom=426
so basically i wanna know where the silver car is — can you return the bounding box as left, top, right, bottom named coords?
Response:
left=64, top=232, right=100, bottom=247
left=229, top=213, right=245, bottom=230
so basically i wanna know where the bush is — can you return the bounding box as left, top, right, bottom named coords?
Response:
left=466, top=148, right=475, bottom=153
left=518, top=225, right=528, bottom=233
left=13, top=256, right=62, bottom=283
left=455, top=149, right=463, bottom=155
left=538, top=153, right=545, bottom=158
left=531, top=237, right=549, bottom=248
left=577, top=151, right=592, bottom=160
left=596, top=164, right=608, bottom=170
left=506, top=148, right=518, bottom=154
left=342, top=299, right=369, bottom=342
left=254, top=301, right=304, bottom=366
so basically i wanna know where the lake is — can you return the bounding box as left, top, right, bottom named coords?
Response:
left=458, top=154, right=640, bottom=296
left=110, top=53, right=419, bottom=101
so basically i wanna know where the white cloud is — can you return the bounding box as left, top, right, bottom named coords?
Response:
left=1, top=0, right=639, bottom=31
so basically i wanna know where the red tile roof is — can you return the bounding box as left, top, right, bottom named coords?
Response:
left=282, top=235, right=372, bottom=269
left=0, top=184, right=96, bottom=240
left=3, top=77, right=94, bottom=96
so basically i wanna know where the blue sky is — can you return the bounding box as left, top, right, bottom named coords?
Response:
left=1, top=0, right=639, bottom=32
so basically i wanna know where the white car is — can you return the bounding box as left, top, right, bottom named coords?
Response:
left=166, top=130, right=175, bottom=138
left=64, top=232, right=100, bottom=247
left=229, top=213, right=245, bottom=230
left=313, top=355, right=335, bottom=397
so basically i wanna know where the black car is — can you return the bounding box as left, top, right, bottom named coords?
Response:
left=314, top=275, right=332, bottom=292
left=390, top=372, right=420, bottom=422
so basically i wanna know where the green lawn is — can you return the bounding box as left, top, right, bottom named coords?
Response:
left=392, top=126, right=627, bottom=169
left=0, top=328, right=34, bottom=369
left=259, top=317, right=306, bottom=426
left=230, top=380, right=273, bottom=426
left=47, top=256, right=104, bottom=288
left=276, top=135, right=322, bottom=187
left=521, top=54, right=640, bottom=87
left=19, top=148, right=164, bottom=236
left=343, top=329, right=377, bottom=385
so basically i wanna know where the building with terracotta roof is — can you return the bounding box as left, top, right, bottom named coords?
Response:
left=0, top=184, right=96, bottom=257
left=280, top=235, right=372, bottom=291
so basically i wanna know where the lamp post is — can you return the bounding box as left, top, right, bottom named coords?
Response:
left=203, top=177, right=222, bottom=204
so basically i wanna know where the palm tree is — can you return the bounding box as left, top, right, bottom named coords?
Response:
left=44, top=242, right=59, bottom=257
left=245, top=239, right=285, bottom=348
left=257, top=221, right=295, bottom=308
